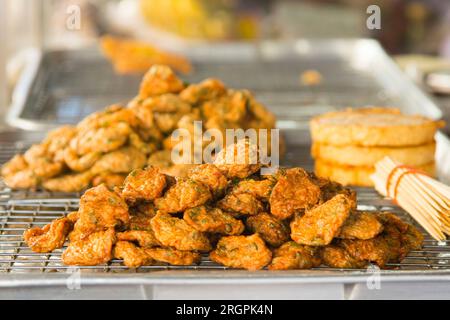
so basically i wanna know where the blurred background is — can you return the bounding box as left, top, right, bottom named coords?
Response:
left=1, top=0, right=450, bottom=131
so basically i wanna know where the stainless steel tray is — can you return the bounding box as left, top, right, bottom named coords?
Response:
left=2, top=39, right=450, bottom=291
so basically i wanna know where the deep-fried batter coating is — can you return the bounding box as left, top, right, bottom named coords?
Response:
left=291, top=194, right=353, bottom=246
left=217, top=192, right=264, bottom=216
left=23, top=144, right=64, bottom=178
left=71, top=184, right=129, bottom=240
left=180, top=78, right=226, bottom=105
left=147, top=150, right=172, bottom=168
left=91, top=147, right=147, bottom=175
left=151, top=212, right=211, bottom=251
left=213, top=139, right=261, bottom=179
left=64, top=148, right=101, bottom=172
left=337, top=213, right=423, bottom=268
left=184, top=206, right=244, bottom=235
left=188, top=164, right=227, bottom=195
left=246, top=213, right=289, bottom=247
left=23, top=217, right=72, bottom=253
left=117, top=230, right=160, bottom=247
left=62, top=228, right=116, bottom=266
left=139, top=93, right=191, bottom=114
left=338, top=211, right=383, bottom=240
left=210, top=234, right=272, bottom=270
left=77, top=104, right=139, bottom=132
left=42, top=171, right=94, bottom=192
left=268, top=242, right=321, bottom=270
left=321, top=245, right=367, bottom=269
left=113, top=241, right=153, bottom=267
left=340, top=232, right=401, bottom=268
left=1, top=154, right=28, bottom=177
left=66, top=211, right=79, bottom=224
left=3, top=169, right=38, bottom=189
left=155, top=179, right=211, bottom=213
left=378, top=212, right=424, bottom=259
left=146, top=247, right=201, bottom=266
left=128, top=131, right=155, bottom=155
left=129, top=203, right=157, bottom=231
left=269, top=168, right=321, bottom=219
left=377, top=212, right=409, bottom=233
left=154, top=112, right=183, bottom=133
left=314, top=175, right=357, bottom=209
left=121, top=167, right=166, bottom=203
left=92, top=172, right=126, bottom=189
left=139, top=65, right=185, bottom=98
left=45, top=125, right=77, bottom=158
left=71, top=121, right=131, bottom=155
left=230, top=178, right=274, bottom=201
left=201, top=90, right=247, bottom=124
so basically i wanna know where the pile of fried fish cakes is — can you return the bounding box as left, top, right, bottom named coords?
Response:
left=1, top=65, right=277, bottom=192
left=23, top=141, right=423, bottom=270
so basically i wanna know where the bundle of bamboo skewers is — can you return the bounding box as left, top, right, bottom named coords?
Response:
left=371, top=156, right=450, bottom=241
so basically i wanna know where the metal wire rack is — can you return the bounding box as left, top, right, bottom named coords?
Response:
left=0, top=192, right=449, bottom=274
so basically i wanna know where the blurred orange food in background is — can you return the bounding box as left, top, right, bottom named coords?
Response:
left=100, top=35, right=192, bottom=74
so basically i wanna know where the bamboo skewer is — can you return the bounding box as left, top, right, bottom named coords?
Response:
left=371, top=156, right=450, bottom=241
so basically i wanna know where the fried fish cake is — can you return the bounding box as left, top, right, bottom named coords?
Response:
left=91, top=146, right=147, bottom=175
left=1, top=154, right=28, bottom=177
left=180, top=78, right=226, bottom=105
left=201, top=90, right=247, bottom=124
left=246, top=213, right=289, bottom=247
left=188, top=164, right=228, bottom=196
left=23, top=217, right=73, bottom=253
left=146, top=247, right=201, bottom=266
left=213, top=139, right=261, bottom=179
left=139, top=65, right=185, bottom=98
left=290, top=194, right=353, bottom=246
left=339, top=218, right=405, bottom=267
left=122, top=167, right=167, bottom=203
left=210, top=234, right=272, bottom=270
left=377, top=212, right=424, bottom=258
left=138, top=93, right=191, bottom=114
left=230, top=178, right=275, bottom=201
left=338, top=211, right=384, bottom=240
left=42, top=171, right=94, bottom=192
left=63, top=148, right=101, bottom=173
left=321, top=245, right=367, bottom=269
left=92, top=172, right=126, bottom=189
left=155, top=179, right=212, bottom=213
left=268, top=241, right=321, bottom=270
left=113, top=241, right=154, bottom=268
left=314, top=176, right=357, bottom=209
left=128, top=208, right=156, bottom=232
left=117, top=230, right=160, bottom=247
left=3, top=169, right=39, bottom=189
left=269, top=168, right=321, bottom=219
left=62, top=228, right=116, bottom=266
left=184, top=206, right=244, bottom=235
left=151, top=212, right=211, bottom=251
left=71, top=184, right=129, bottom=240
left=71, top=121, right=131, bottom=155
left=217, top=193, right=264, bottom=216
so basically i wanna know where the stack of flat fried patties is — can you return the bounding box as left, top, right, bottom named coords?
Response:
left=310, top=107, right=444, bottom=187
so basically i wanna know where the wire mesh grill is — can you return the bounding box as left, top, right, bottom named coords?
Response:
left=0, top=194, right=449, bottom=274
